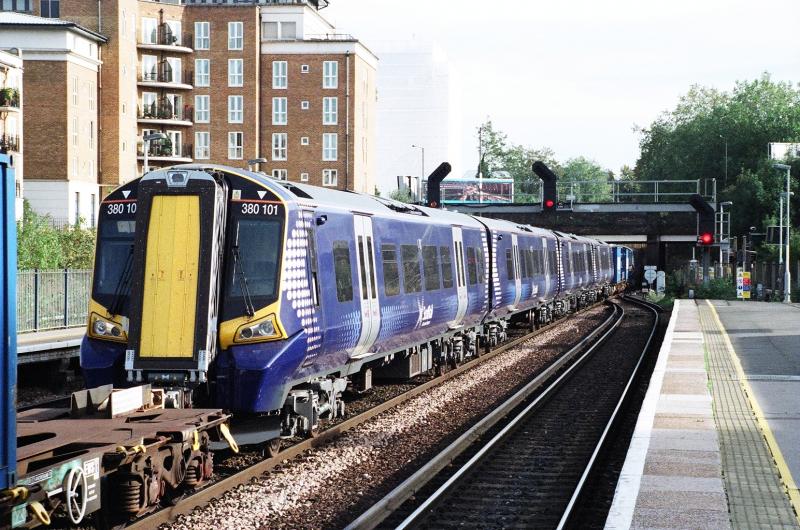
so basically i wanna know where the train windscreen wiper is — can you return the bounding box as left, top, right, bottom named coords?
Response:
left=109, top=245, right=134, bottom=316
left=232, top=245, right=255, bottom=317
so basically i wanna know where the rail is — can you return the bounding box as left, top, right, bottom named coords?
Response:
left=17, top=269, right=91, bottom=333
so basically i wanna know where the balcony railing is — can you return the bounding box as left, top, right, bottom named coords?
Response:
left=138, top=103, right=193, bottom=122
left=140, top=24, right=193, bottom=48
left=304, top=33, right=356, bottom=41
left=139, top=142, right=193, bottom=159
left=0, top=88, right=20, bottom=108
left=261, top=0, right=328, bottom=8
left=139, top=70, right=194, bottom=85
left=0, top=134, right=20, bottom=153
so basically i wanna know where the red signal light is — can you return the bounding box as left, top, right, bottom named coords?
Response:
left=544, top=199, right=555, bottom=208
left=698, top=232, right=714, bottom=245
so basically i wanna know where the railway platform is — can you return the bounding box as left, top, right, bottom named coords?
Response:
left=606, top=299, right=800, bottom=529
left=17, top=327, right=83, bottom=364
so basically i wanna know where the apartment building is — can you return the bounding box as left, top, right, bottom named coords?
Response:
left=2, top=0, right=377, bottom=194
left=0, top=12, right=106, bottom=226
left=0, top=48, right=23, bottom=220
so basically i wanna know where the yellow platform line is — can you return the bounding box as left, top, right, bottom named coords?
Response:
left=706, top=300, right=800, bottom=523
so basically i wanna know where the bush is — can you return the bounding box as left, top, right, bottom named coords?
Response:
left=692, top=278, right=737, bottom=300
left=17, top=201, right=96, bottom=270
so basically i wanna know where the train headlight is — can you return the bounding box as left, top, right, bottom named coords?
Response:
left=235, top=314, right=281, bottom=343
left=89, top=313, right=127, bottom=343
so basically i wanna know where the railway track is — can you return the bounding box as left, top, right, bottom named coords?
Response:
left=120, top=300, right=618, bottom=530
left=346, top=296, right=660, bottom=530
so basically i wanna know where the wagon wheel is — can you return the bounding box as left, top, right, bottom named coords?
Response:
left=64, top=466, right=88, bottom=524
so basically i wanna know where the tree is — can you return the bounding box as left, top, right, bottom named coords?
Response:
left=17, top=201, right=96, bottom=269
left=389, top=188, right=413, bottom=203
left=634, top=73, right=800, bottom=237
left=560, top=156, right=613, bottom=201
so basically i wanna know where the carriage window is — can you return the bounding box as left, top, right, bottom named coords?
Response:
left=440, top=246, right=454, bottom=288
left=519, top=247, right=528, bottom=279
left=401, top=244, right=421, bottom=293
left=307, top=226, right=320, bottom=306
left=506, top=248, right=515, bottom=280
left=466, top=247, right=478, bottom=285
left=477, top=247, right=485, bottom=283
left=357, top=236, right=369, bottom=300
left=333, top=241, right=353, bottom=302
left=92, top=219, right=136, bottom=314
left=366, top=236, right=378, bottom=299
left=381, top=244, right=400, bottom=296
left=423, top=245, right=440, bottom=290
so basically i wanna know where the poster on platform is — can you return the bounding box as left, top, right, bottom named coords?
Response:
left=736, top=267, right=744, bottom=299
left=742, top=271, right=751, bottom=299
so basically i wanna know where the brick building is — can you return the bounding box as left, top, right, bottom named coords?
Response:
left=0, top=12, right=106, bottom=226
left=0, top=48, right=23, bottom=220
left=1, top=0, right=378, bottom=199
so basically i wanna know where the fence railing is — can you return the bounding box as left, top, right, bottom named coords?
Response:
left=17, top=269, right=92, bottom=333
left=554, top=179, right=714, bottom=204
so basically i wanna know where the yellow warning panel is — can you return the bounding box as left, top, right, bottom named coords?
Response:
left=140, top=195, right=200, bottom=358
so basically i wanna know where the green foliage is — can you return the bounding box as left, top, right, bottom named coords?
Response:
left=561, top=156, right=613, bottom=201
left=389, top=188, right=413, bottom=203
left=692, top=278, right=738, bottom=300
left=634, top=73, right=800, bottom=240
left=17, top=201, right=96, bottom=270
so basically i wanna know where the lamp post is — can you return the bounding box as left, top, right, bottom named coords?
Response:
left=411, top=144, right=425, bottom=202
left=773, top=163, right=793, bottom=303
left=719, top=201, right=732, bottom=277
left=143, top=132, right=167, bottom=176
left=247, top=157, right=267, bottom=172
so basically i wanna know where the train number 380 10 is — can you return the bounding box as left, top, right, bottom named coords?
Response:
left=241, top=202, right=279, bottom=216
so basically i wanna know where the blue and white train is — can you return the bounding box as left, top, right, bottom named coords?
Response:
left=81, top=165, right=633, bottom=450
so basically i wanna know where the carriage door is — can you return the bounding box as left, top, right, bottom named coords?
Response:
left=511, top=234, right=522, bottom=308
left=542, top=237, right=551, bottom=296
left=450, top=227, right=468, bottom=327
left=352, top=215, right=381, bottom=358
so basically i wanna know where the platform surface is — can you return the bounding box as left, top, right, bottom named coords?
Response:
left=606, top=299, right=800, bottom=529
left=16, top=326, right=83, bottom=357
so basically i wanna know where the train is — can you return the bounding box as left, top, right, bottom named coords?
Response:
left=81, top=164, right=633, bottom=445
left=1, top=163, right=634, bottom=528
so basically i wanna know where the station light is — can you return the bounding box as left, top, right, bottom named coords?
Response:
left=544, top=199, right=555, bottom=209
left=698, top=232, right=714, bottom=245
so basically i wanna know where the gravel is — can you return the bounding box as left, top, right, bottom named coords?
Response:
left=166, top=305, right=611, bottom=530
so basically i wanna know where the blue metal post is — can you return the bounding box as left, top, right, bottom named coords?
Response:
left=0, top=153, right=17, bottom=489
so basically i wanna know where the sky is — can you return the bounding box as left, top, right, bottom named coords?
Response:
left=325, top=0, right=800, bottom=176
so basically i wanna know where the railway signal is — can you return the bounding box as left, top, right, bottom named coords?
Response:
left=532, top=161, right=558, bottom=212
left=697, top=232, right=714, bottom=245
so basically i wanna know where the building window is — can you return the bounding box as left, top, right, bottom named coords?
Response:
left=228, top=59, right=243, bottom=87
left=195, top=59, right=210, bottom=87
left=195, top=95, right=210, bottom=123
left=301, top=100, right=309, bottom=110
left=89, top=121, right=94, bottom=149
left=141, top=55, right=157, bottom=81
left=71, top=76, right=78, bottom=106
left=74, top=192, right=80, bottom=225
left=322, top=169, right=338, bottom=187
left=300, top=136, right=309, bottom=146
left=195, top=132, right=210, bottom=159
left=322, top=133, right=338, bottom=161
left=166, top=57, right=182, bottom=84
left=72, top=117, right=78, bottom=146
left=228, top=95, right=243, bottom=123
left=272, top=169, right=288, bottom=181
left=272, top=133, right=287, bottom=161
left=228, top=21, right=243, bottom=50
left=323, top=97, right=338, bottom=125
left=195, top=22, right=209, bottom=50
left=323, top=61, right=338, bottom=89
left=272, top=61, right=287, bottom=89
left=228, top=132, right=243, bottom=160
left=166, top=20, right=182, bottom=45
left=141, top=17, right=157, bottom=44
left=300, top=172, right=309, bottom=182
left=301, top=64, right=309, bottom=73
left=261, top=21, right=296, bottom=40
left=90, top=194, right=96, bottom=228
left=40, top=0, right=59, bottom=18
left=88, top=82, right=95, bottom=111
left=272, top=97, right=287, bottom=125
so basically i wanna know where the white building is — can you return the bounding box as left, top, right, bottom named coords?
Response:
left=375, top=41, right=462, bottom=195
left=0, top=48, right=23, bottom=220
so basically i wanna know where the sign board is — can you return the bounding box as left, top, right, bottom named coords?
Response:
left=736, top=267, right=744, bottom=299
left=644, top=269, right=657, bottom=284
left=656, top=271, right=666, bottom=294
left=742, top=271, right=751, bottom=299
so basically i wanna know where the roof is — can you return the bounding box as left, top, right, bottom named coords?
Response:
left=0, top=12, right=107, bottom=42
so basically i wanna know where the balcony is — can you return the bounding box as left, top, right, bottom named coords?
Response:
left=0, top=134, right=20, bottom=153
left=261, top=0, right=329, bottom=8
left=0, top=88, right=20, bottom=114
left=137, top=142, right=193, bottom=163
left=138, top=70, right=194, bottom=90
left=304, top=33, right=356, bottom=41
left=138, top=25, right=193, bottom=53
left=137, top=103, right=193, bottom=126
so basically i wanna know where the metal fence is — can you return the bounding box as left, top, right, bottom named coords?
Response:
left=17, top=269, right=92, bottom=333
